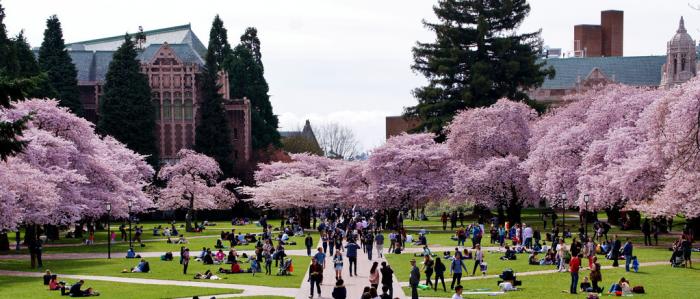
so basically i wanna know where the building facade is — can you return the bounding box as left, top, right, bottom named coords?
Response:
left=531, top=16, right=697, bottom=103
left=574, top=10, right=623, bottom=58
left=63, top=25, right=251, bottom=166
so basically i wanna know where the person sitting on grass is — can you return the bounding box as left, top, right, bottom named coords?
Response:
left=608, top=277, right=631, bottom=295
left=500, top=245, right=517, bottom=260
left=48, top=275, right=60, bottom=290
left=215, top=239, right=224, bottom=249
left=580, top=276, right=592, bottom=292
left=215, top=249, right=226, bottom=264
left=197, top=247, right=207, bottom=260
left=69, top=279, right=99, bottom=297
left=528, top=252, right=539, bottom=265
left=126, top=247, right=137, bottom=259
left=202, top=249, right=214, bottom=265
left=129, top=258, right=150, bottom=273
left=414, top=245, right=433, bottom=257
left=161, top=251, right=173, bottom=261
left=227, top=249, right=238, bottom=264
left=413, top=234, right=427, bottom=246
left=461, top=248, right=472, bottom=259
left=43, top=270, right=53, bottom=285
left=152, top=226, right=160, bottom=236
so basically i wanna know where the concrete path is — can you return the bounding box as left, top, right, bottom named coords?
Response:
left=0, top=248, right=312, bottom=260
left=0, top=269, right=297, bottom=297
left=294, top=241, right=406, bottom=299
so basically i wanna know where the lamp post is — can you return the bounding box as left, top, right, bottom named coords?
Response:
left=583, top=194, right=590, bottom=239
left=106, top=203, right=111, bottom=259
left=560, top=193, right=567, bottom=235
left=128, top=201, right=133, bottom=249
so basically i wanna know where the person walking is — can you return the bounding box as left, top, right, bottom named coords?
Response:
left=380, top=262, right=394, bottom=298
left=305, top=234, right=314, bottom=256
left=472, top=244, right=484, bottom=276
left=441, top=212, right=448, bottom=231
left=569, top=253, right=581, bottom=294
left=611, top=235, right=622, bottom=267
left=622, top=238, right=634, bottom=272
left=182, top=248, right=190, bottom=274
left=450, top=252, right=467, bottom=289
left=556, top=239, right=568, bottom=272
left=434, top=257, right=447, bottom=292
left=375, top=231, right=385, bottom=258
left=590, top=256, right=602, bottom=293
left=366, top=231, right=374, bottom=260
left=345, top=239, right=360, bottom=276
left=314, top=247, right=326, bottom=270
left=450, top=211, right=457, bottom=230
left=642, top=219, right=651, bottom=246
left=333, top=250, right=344, bottom=280
left=322, top=232, right=329, bottom=254
left=409, top=259, right=421, bottom=299
left=369, top=261, right=380, bottom=289
left=308, top=258, right=323, bottom=298
left=584, top=237, right=595, bottom=269
left=422, top=255, right=434, bottom=288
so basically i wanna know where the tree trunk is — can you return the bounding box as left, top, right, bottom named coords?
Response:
left=298, top=208, right=311, bottom=229
left=25, top=225, right=37, bottom=268
left=497, top=206, right=506, bottom=226
left=687, top=217, right=700, bottom=239
left=386, top=209, right=399, bottom=230
left=506, top=204, right=522, bottom=224
left=0, top=232, right=8, bottom=251
left=186, top=196, right=195, bottom=232
left=74, top=222, right=84, bottom=239
left=605, top=207, right=622, bottom=225
left=44, top=224, right=59, bottom=241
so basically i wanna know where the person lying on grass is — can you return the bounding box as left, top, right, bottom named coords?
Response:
left=194, top=269, right=220, bottom=280
left=123, top=258, right=150, bottom=273
left=68, top=279, right=100, bottom=297
left=500, top=246, right=517, bottom=260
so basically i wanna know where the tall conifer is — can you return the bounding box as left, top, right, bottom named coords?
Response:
left=194, top=17, right=234, bottom=177
left=38, top=15, right=82, bottom=116
left=405, top=0, right=554, bottom=137
left=98, top=35, right=158, bottom=166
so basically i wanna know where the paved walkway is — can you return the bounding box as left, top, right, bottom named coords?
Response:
left=0, top=269, right=297, bottom=297
left=294, top=241, right=406, bottom=299
left=0, top=248, right=312, bottom=260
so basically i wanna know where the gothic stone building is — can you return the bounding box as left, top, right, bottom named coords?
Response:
left=530, top=17, right=697, bottom=103
left=63, top=25, right=251, bottom=166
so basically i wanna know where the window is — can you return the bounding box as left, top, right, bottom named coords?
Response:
left=174, top=75, right=182, bottom=87
left=152, top=92, right=161, bottom=119
left=163, top=75, right=171, bottom=87
left=150, top=75, right=160, bottom=88
left=184, top=99, right=193, bottom=120
left=162, top=92, right=172, bottom=120
left=173, top=96, right=182, bottom=120
left=682, top=54, right=687, bottom=71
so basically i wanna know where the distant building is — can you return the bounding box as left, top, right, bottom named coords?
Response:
left=573, top=10, right=623, bottom=57
left=531, top=16, right=696, bottom=103
left=280, top=120, right=322, bottom=155
left=385, top=116, right=421, bottom=139
left=59, top=24, right=251, bottom=166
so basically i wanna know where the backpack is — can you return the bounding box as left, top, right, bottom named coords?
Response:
left=632, top=286, right=645, bottom=294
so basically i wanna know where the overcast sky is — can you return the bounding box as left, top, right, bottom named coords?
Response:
left=3, top=0, right=698, bottom=151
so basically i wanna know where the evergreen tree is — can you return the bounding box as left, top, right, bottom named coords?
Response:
left=228, top=34, right=280, bottom=150
left=240, top=27, right=263, bottom=71
left=0, top=4, right=44, bottom=160
left=38, top=15, right=82, bottom=116
left=405, top=0, right=554, bottom=137
left=98, top=35, right=158, bottom=166
left=14, top=31, right=52, bottom=99
left=195, top=18, right=235, bottom=177
left=208, top=15, right=232, bottom=70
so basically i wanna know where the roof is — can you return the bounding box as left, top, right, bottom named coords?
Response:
left=137, top=43, right=205, bottom=65
left=540, top=56, right=667, bottom=89
left=66, top=24, right=207, bottom=58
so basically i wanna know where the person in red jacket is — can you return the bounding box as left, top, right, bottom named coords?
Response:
left=569, top=253, right=582, bottom=294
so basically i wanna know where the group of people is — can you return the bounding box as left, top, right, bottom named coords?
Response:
left=42, top=271, right=98, bottom=297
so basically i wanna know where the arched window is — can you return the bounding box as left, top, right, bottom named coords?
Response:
left=674, top=57, right=678, bottom=75
left=163, top=92, right=172, bottom=120
left=184, top=99, right=193, bottom=120
left=682, top=54, right=687, bottom=71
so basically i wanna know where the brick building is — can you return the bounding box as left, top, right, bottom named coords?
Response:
left=61, top=25, right=251, bottom=166
left=531, top=16, right=697, bottom=103
left=574, top=10, right=623, bottom=58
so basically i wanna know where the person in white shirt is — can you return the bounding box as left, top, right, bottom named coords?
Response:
left=523, top=224, right=534, bottom=249
left=451, top=285, right=464, bottom=299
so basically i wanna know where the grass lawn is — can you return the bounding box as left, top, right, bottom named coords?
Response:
left=402, top=264, right=700, bottom=298
left=0, top=255, right=308, bottom=288
left=386, top=247, right=676, bottom=282
left=0, top=275, right=238, bottom=299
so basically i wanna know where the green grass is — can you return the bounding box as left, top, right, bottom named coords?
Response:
left=387, top=247, right=676, bottom=282
left=0, top=256, right=308, bottom=288
left=0, top=275, right=238, bottom=299
left=403, top=264, right=700, bottom=298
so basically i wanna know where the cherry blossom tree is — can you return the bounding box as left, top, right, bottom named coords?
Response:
left=158, top=149, right=238, bottom=232
left=446, top=99, right=537, bottom=223
left=365, top=133, right=452, bottom=210
left=242, top=173, right=338, bottom=209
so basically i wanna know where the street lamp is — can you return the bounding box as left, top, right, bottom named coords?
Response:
left=560, top=193, right=567, bottom=235
left=106, top=203, right=111, bottom=259
left=128, top=201, right=133, bottom=249
left=583, top=194, right=590, bottom=239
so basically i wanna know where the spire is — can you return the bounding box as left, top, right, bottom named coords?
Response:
left=678, top=16, right=687, bottom=33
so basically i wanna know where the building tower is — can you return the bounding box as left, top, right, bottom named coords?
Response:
left=601, top=10, right=623, bottom=57
left=661, top=17, right=697, bottom=87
